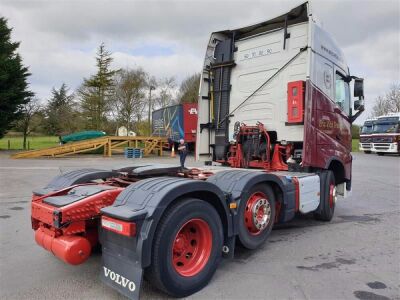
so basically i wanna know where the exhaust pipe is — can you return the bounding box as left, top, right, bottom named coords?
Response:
left=35, top=228, right=91, bottom=265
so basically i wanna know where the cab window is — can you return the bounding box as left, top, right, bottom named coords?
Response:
left=335, top=72, right=350, bottom=115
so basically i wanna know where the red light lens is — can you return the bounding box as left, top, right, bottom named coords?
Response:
left=101, top=216, right=136, bottom=237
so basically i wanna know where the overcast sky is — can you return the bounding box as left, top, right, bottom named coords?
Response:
left=1, top=0, right=399, bottom=123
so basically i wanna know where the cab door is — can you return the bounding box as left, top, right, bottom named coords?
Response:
left=312, top=67, right=352, bottom=177
left=331, top=70, right=352, bottom=150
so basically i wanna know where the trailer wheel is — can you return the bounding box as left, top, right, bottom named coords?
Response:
left=314, top=170, right=336, bottom=221
left=238, top=184, right=275, bottom=249
left=146, top=198, right=223, bottom=297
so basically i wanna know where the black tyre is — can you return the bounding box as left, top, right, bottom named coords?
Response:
left=314, top=170, right=336, bottom=221
left=237, top=184, right=276, bottom=249
left=364, top=151, right=371, bottom=154
left=377, top=152, right=384, bottom=156
left=146, top=198, right=223, bottom=298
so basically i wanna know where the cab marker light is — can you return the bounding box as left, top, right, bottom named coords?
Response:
left=101, top=216, right=136, bottom=237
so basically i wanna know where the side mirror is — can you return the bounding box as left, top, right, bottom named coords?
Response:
left=354, top=99, right=364, bottom=111
left=350, top=77, right=365, bottom=123
left=354, top=77, right=364, bottom=97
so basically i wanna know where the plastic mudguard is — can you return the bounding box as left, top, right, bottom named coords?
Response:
left=99, top=176, right=229, bottom=299
left=33, top=168, right=119, bottom=196
left=100, top=228, right=144, bottom=299
left=207, top=169, right=296, bottom=226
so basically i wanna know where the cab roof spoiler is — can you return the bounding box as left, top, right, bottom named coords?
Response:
left=215, top=2, right=309, bottom=40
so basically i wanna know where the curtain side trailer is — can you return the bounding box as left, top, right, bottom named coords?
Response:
left=30, top=3, right=365, bottom=300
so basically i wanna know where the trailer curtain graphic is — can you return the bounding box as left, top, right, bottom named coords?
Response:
left=152, top=105, right=184, bottom=142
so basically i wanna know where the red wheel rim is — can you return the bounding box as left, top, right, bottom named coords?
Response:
left=172, top=218, right=212, bottom=277
left=329, top=184, right=336, bottom=208
left=244, top=192, right=271, bottom=235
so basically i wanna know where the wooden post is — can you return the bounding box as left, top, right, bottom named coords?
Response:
left=135, top=139, right=138, bottom=148
left=107, top=140, right=112, bottom=157
left=8, top=140, right=10, bottom=150
left=159, top=139, right=163, bottom=156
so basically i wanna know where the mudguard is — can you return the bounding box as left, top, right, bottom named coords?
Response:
left=33, top=168, right=119, bottom=196
left=99, top=177, right=231, bottom=299
left=207, top=170, right=296, bottom=230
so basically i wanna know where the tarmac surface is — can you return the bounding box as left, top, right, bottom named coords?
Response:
left=0, top=152, right=399, bottom=300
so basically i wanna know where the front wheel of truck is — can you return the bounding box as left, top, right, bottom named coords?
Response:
left=146, top=198, right=223, bottom=298
left=314, top=170, right=336, bottom=221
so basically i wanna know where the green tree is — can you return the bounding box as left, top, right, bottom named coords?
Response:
left=371, top=83, right=400, bottom=117
left=111, top=68, right=148, bottom=134
left=0, top=17, right=34, bottom=138
left=13, top=97, right=41, bottom=149
left=154, top=76, right=176, bottom=109
left=178, top=73, right=200, bottom=104
left=351, top=124, right=360, bottom=139
left=44, top=83, right=78, bottom=135
left=78, top=43, right=116, bottom=130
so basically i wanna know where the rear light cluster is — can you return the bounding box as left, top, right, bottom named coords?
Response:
left=101, top=216, right=136, bottom=237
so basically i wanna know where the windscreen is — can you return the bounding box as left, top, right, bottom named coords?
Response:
left=361, top=124, right=373, bottom=134
left=373, top=117, right=399, bottom=133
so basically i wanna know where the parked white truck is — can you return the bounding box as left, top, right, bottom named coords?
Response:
left=359, top=118, right=376, bottom=153
left=371, top=113, right=400, bottom=155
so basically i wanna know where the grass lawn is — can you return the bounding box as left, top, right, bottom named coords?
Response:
left=0, top=135, right=361, bottom=153
left=0, top=136, right=59, bottom=150
left=352, top=139, right=359, bottom=152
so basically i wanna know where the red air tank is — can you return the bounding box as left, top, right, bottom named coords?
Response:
left=35, top=228, right=91, bottom=265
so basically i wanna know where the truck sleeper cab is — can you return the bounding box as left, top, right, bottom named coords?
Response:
left=359, top=118, right=376, bottom=153
left=371, top=113, right=400, bottom=155
left=196, top=2, right=365, bottom=192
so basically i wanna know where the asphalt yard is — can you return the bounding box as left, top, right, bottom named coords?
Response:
left=0, top=152, right=399, bottom=300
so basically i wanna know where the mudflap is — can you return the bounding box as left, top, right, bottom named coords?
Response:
left=101, top=246, right=143, bottom=300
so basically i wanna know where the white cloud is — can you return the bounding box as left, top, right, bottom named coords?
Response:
left=1, top=0, right=399, bottom=124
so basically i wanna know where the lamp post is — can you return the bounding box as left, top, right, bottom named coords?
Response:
left=148, top=85, right=155, bottom=135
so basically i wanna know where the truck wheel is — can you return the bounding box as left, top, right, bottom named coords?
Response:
left=364, top=151, right=371, bottom=154
left=314, top=171, right=336, bottom=221
left=377, top=152, right=384, bottom=156
left=238, top=184, right=275, bottom=249
left=146, top=198, right=223, bottom=297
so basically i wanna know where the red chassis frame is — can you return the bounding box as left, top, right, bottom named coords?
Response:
left=31, top=184, right=124, bottom=265
left=226, top=123, right=290, bottom=171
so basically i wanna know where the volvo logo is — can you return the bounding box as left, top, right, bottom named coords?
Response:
left=103, top=266, right=136, bottom=291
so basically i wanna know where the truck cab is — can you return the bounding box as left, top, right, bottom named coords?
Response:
left=196, top=2, right=364, bottom=192
left=371, top=113, right=400, bottom=155
left=359, top=118, right=376, bottom=153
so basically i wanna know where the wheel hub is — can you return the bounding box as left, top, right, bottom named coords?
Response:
left=244, top=192, right=271, bottom=235
left=252, top=198, right=270, bottom=230
left=329, top=184, right=337, bottom=208
left=172, top=218, right=212, bottom=277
